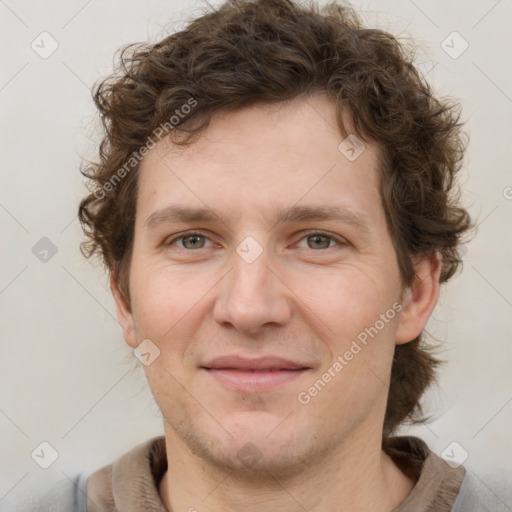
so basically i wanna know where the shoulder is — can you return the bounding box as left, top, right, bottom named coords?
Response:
left=45, top=473, right=89, bottom=512
left=2, top=437, right=166, bottom=512
left=452, top=469, right=512, bottom=511
left=4, top=472, right=90, bottom=512
left=386, top=435, right=512, bottom=511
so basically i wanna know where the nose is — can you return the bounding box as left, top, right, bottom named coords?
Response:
left=213, top=244, right=291, bottom=334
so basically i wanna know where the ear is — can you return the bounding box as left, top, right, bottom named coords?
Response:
left=395, top=252, right=442, bottom=345
left=110, top=273, right=138, bottom=348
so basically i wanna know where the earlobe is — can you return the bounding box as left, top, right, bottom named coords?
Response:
left=395, top=252, right=442, bottom=345
left=110, top=273, right=138, bottom=348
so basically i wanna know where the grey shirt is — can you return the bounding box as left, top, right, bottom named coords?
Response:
left=4, top=436, right=510, bottom=511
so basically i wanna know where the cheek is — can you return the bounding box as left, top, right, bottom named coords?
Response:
left=129, top=262, right=228, bottom=385
left=290, top=268, right=397, bottom=340
left=129, top=259, right=214, bottom=340
left=293, top=269, right=400, bottom=400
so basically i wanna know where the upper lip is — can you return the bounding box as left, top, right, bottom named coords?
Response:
left=202, top=356, right=309, bottom=371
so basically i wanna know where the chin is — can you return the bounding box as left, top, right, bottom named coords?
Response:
left=187, top=413, right=329, bottom=478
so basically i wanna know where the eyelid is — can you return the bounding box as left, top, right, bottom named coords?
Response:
left=165, top=229, right=348, bottom=250
left=165, top=230, right=215, bottom=248
left=294, top=230, right=348, bottom=249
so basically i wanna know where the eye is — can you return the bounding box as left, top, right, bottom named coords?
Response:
left=166, top=232, right=214, bottom=250
left=165, top=231, right=346, bottom=251
left=296, top=232, right=345, bottom=250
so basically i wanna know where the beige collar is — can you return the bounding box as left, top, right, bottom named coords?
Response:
left=86, top=435, right=465, bottom=512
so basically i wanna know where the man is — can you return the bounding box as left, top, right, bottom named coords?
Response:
left=38, top=0, right=494, bottom=510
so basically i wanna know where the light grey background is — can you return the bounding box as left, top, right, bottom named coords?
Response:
left=1, top=0, right=511, bottom=506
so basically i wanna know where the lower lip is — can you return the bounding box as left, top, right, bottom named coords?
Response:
left=203, top=368, right=308, bottom=392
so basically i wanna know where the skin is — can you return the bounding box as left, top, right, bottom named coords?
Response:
left=111, top=93, right=441, bottom=511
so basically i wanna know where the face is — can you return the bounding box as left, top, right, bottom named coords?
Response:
left=113, top=93, right=438, bottom=477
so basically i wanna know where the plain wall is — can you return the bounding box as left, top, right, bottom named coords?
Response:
left=1, top=0, right=511, bottom=506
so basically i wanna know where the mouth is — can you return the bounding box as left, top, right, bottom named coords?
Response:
left=201, top=356, right=310, bottom=392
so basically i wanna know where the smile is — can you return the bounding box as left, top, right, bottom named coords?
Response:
left=202, top=367, right=309, bottom=392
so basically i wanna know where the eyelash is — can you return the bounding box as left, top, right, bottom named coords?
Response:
left=165, top=230, right=347, bottom=251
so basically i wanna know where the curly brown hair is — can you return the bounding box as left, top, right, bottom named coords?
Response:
left=78, top=0, right=473, bottom=441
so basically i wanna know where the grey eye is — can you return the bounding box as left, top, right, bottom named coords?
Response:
left=307, top=234, right=331, bottom=249
left=181, top=235, right=206, bottom=249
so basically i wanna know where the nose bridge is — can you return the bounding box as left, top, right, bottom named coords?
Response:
left=231, top=243, right=270, bottom=296
left=213, top=236, right=290, bottom=332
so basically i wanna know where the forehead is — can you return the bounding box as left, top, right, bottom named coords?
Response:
left=136, top=94, right=384, bottom=228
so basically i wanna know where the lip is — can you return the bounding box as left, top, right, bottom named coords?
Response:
left=204, top=368, right=308, bottom=392
left=201, top=356, right=310, bottom=392
left=202, top=355, right=308, bottom=371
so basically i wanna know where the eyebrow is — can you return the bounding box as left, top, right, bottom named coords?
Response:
left=144, top=204, right=371, bottom=233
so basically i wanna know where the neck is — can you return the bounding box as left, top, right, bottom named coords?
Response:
left=158, top=425, right=415, bottom=512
